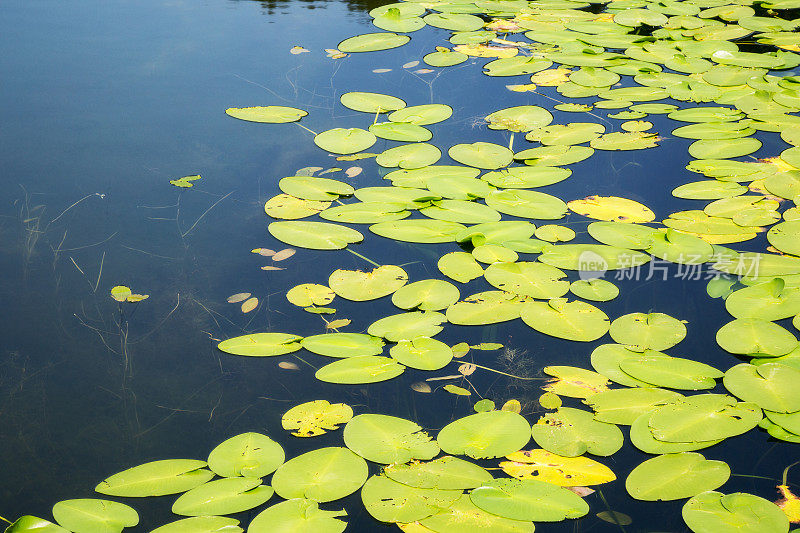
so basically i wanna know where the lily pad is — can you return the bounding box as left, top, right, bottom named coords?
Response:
left=682, top=491, right=789, bottom=533
left=567, top=195, right=655, bottom=223
left=314, top=128, right=377, bottom=154
left=716, top=318, right=798, bottom=356
left=225, top=106, right=307, bottom=123
left=172, top=478, right=274, bottom=516
left=390, top=337, right=453, bottom=370
left=470, top=478, right=589, bottom=521
left=723, top=363, right=800, bottom=413
left=329, top=265, right=408, bottom=301
left=268, top=221, right=364, bottom=250
left=392, top=279, right=460, bottom=311
left=281, top=400, right=353, bottom=437
left=376, top=143, right=441, bottom=169
left=248, top=499, right=346, bottom=533
left=388, top=104, right=453, bottom=125
left=500, top=449, right=616, bottom=486
left=337, top=32, right=410, bottom=53
left=586, top=387, right=684, bottom=425
left=315, top=356, right=405, bottom=384
left=484, top=262, right=570, bottom=299
left=521, top=298, right=610, bottom=342
left=95, top=460, right=213, bottom=497
left=384, top=455, right=492, bottom=489
left=368, top=311, right=446, bottom=341
left=218, top=333, right=303, bottom=357
left=340, top=92, right=406, bottom=113
left=207, top=434, right=284, bottom=478
left=52, top=500, right=138, bottom=533
left=449, top=142, right=514, bottom=169
left=437, top=410, right=531, bottom=459
left=626, top=453, right=730, bottom=501
left=344, top=414, right=440, bottom=464
left=361, top=475, right=461, bottom=523
left=531, top=407, right=623, bottom=457
left=271, top=447, right=368, bottom=502
left=371, top=219, right=465, bottom=243
left=301, top=333, right=383, bottom=358
left=609, top=312, right=687, bottom=351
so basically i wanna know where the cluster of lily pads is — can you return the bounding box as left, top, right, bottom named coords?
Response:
left=4, top=395, right=795, bottom=532
left=11, top=0, right=800, bottom=530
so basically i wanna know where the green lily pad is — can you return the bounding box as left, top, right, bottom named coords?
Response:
left=315, top=356, right=405, bottom=384
left=716, top=318, right=798, bottom=356
left=4, top=517, right=69, bottom=533
left=340, top=92, right=406, bottom=113
left=618, top=353, right=723, bottom=390
left=207, top=433, right=284, bottom=478
left=314, top=128, right=377, bottom=154
left=682, top=492, right=789, bottom=533
left=630, top=411, right=722, bottom=454
left=218, top=333, right=303, bottom=357
left=420, top=494, right=534, bottom=533
left=538, top=243, right=651, bottom=270
left=485, top=190, right=567, bottom=219
left=271, top=447, right=368, bottom=502
left=384, top=455, right=492, bottom=489
left=371, top=219, right=466, bottom=243
left=94, top=459, right=213, bottom=497
left=723, top=362, right=800, bottom=413
left=172, top=478, right=274, bottom=516
left=648, top=394, right=762, bottom=442
left=470, top=478, right=589, bottom=521
left=528, top=123, right=605, bottom=146
left=390, top=337, right=453, bottom=370
left=446, top=291, right=528, bottom=325
left=369, top=122, right=432, bottom=142
left=531, top=407, right=623, bottom=457
left=449, top=142, right=514, bottom=169
left=225, top=106, right=307, bottom=123
left=344, top=414, right=440, bottom=464
left=437, top=410, right=532, bottom=459
left=248, top=499, right=346, bottom=533
left=586, top=387, right=684, bottom=425
left=51, top=500, right=138, bottom=533
left=337, top=32, right=410, bottom=53
left=426, top=176, right=493, bottom=200
left=626, top=453, right=730, bottom=501
left=150, top=517, right=241, bottom=533
left=725, top=278, right=800, bottom=321
left=521, top=298, right=610, bottom=342
left=279, top=176, right=354, bottom=201
left=424, top=49, right=469, bottom=67
left=586, top=221, right=656, bottom=249
left=481, top=166, right=572, bottom=188
left=486, top=106, right=553, bottom=132
left=438, top=251, right=484, bottom=283
left=376, top=143, right=441, bottom=169
left=361, top=475, right=461, bottom=523
left=768, top=220, right=800, bottom=256
left=514, top=145, right=594, bottom=166
left=672, top=180, right=747, bottom=200
left=569, top=279, right=619, bottom=301
left=472, top=243, right=519, bottom=264
left=265, top=194, right=332, bottom=220
left=484, top=262, right=570, bottom=299
left=319, top=201, right=410, bottom=224
left=329, top=265, right=408, bottom=301
left=609, top=312, right=687, bottom=351
left=590, top=344, right=665, bottom=388
left=301, top=333, right=383, bottom=358
left=420, top=199, right=501, bottom=224
left=388, top=104, right=453, bottom=125
left=268, top=221, right=364, bottom=250
left=687, top=138, right=762, bottom=159
left=368, top=311, right=446, bottom=341
left=423, top=12, right=485, bottom=31
left=281, top=400, right=353, bottom=438
left=392, top=279, right=459, bottom=311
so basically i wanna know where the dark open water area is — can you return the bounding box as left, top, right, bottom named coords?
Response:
left=1, top=0, right=798, bottom=531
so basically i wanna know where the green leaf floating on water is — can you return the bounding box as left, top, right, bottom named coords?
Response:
left=609, top=312, right=687, bottom=351
left=470, top=478, right=589, bottom=522
left=369, top=122, right=432, bottom=142
left=218, top=333, right=303, bottom=357
left=225, top=106, right=307, bottom=123
left=337, top=32, right=410, bottom=53
left=388, top=104, right=453, bottom=126
left=390, top=337, right=453, bottom=370
left=339, top=91, right=406, bottom=113
left=590, top=344, right=664, bottom=388
left=150, top=516, right=242, bottom=533
left=301, top=333, right=384, bottom=358
left=314, top=128, right=376, bottom=154
left=682, top=491, right=789, bottom=533
left=618, top=354, right=723, bottom=390
left=437, top=410, right=531, bottom=459
left=626, top=453, right=730, bottom=502
left=483, top=261, right=570, bottom=299
left=375, top=142, right=442, bottom=169
left=715, top=318, right=798, bottom=356
left=207, top=433, right=284, bottom=478
left=422, top=12, right=484, bottom=31
left=281, top=400, right=353, bottom=438
left=531, top=407, right=623, bottom=457
left=265, top=194, right=331, bottom=220
left=360, top=475, right=461, bottom=523
left=424, top=49, right=468, bottom=67
left=723, top=362, right=800, bottom=413
left=172, top=478, right=273, bottom=516
left=538, top=243, right=651, bottom=270
left=315, top=356, right=405, bottom=384
left=485, top=190, right=567, bottom=219
left=449, top=142, right=514, bottom=169
left=368, top=311, right=446, bottom=341
left=371, top=219, right=466, bottom=243
left=384, top=455, right=492, bottom=490
left=268, top=221, right=364, bottom=250
left=279, top=176, right=354, bottom=201
left=4, top=517, right=69, bottom=533
left=647, top=394, right=762, bottom=443
left=319, top=201, right=410, bottom=224
left=421, top=493, right=534, bottom=533
left=391, top=279, right=460, bottom=311
left=94, top=459, right=213, bottom=497
left=725, top=278, right=800, bottom=321
left=420, top=199, right=501, bottom=224
left=328, top=265, right=408, bottom=301
left=768, top=220, right=800, bottom=256
left=486, top=105, right=553, bottom=132
left=343, top=413, right=440, bottom=464
left=52, top=500, right=138, bottom=533
left=446, top=290, right=528, bottom=326
left=455, top=220, right=536, bottom=245
left=481, top=166, right=572, bottom=188
left=586, top=387, right=684, bottom=425
left=248, top=499, right=346, bottom=533
left=569, top=279, right=619, bottom=301
left=271, top=447, right=368, bottom=503
left=438, top=252, right=484, bottom=283
left=521, top=298, right=610, bottom=342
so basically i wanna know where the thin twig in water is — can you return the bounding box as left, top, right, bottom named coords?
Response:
left=56, top=232, right=118, bottom=252
left=181, top=191, right=234, bottom=238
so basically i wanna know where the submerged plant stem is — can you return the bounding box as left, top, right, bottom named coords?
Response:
left=346, top=248, right=381, bottom=267
left=457, top=362, right=540, bottom=380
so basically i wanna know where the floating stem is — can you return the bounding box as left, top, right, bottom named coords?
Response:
left=346, top=248, right=381, bottom=267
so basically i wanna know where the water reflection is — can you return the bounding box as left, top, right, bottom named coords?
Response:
left=234, top=0, right=395, bottom=14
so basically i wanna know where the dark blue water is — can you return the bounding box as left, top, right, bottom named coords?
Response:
left=1, top=0, right=796, bottom=531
